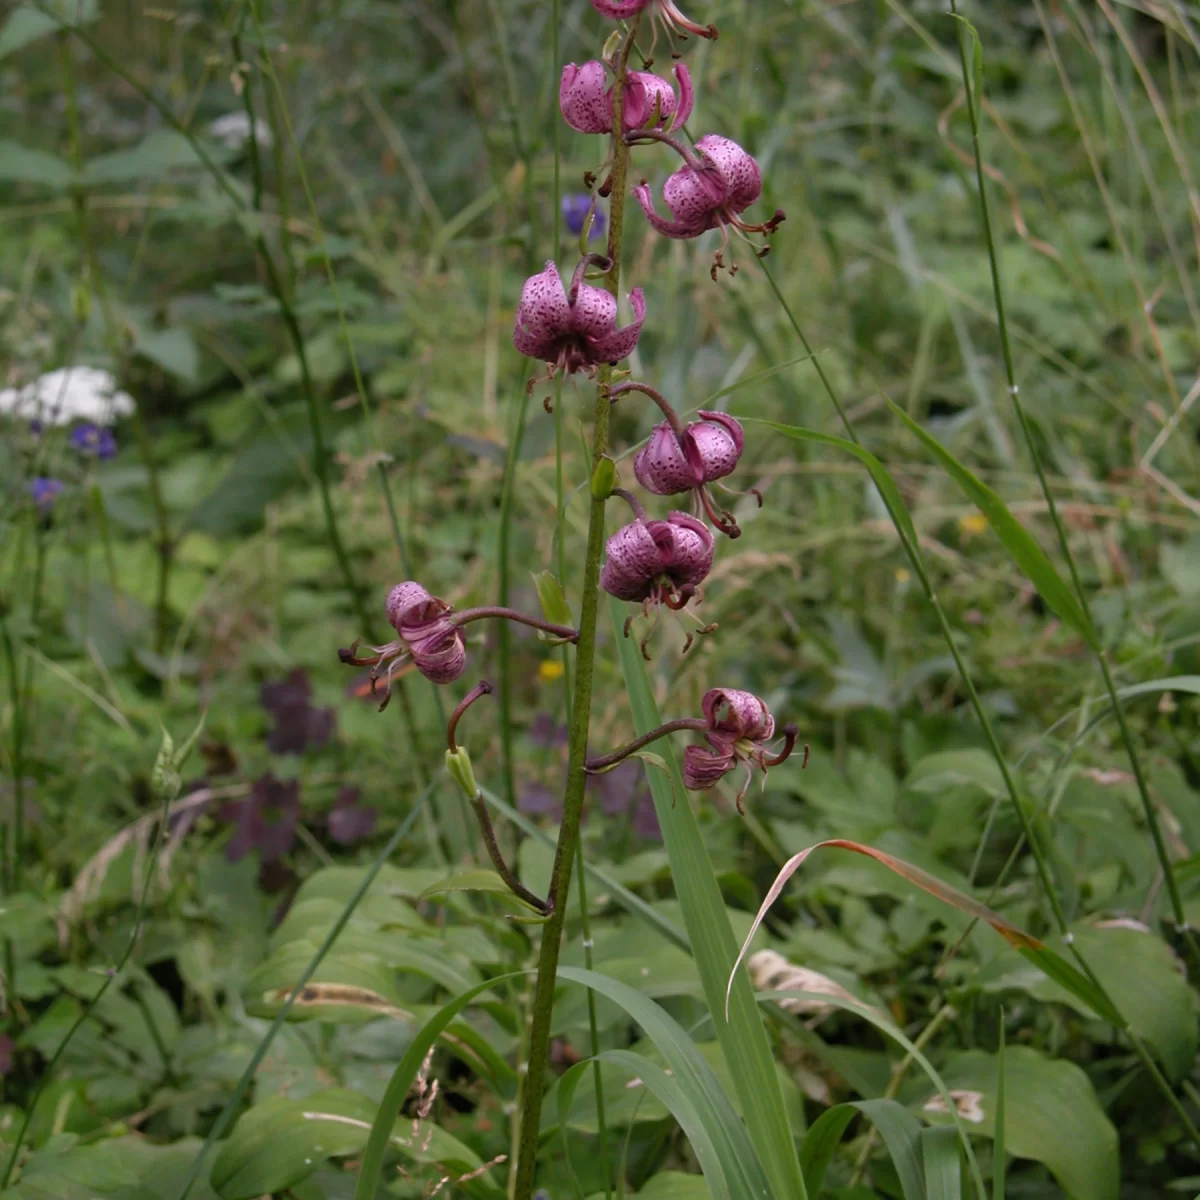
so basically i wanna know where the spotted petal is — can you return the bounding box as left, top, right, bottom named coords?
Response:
left=683, top=743, right=735, bottom=790
left=571, top=281, right=619, bottom=341
left=600, top=519, right=667, bottom=601
left=696, top=134, right=761, bottom=211
left=560, top=61, right=613, bottom=135
left=702, top=687, right=775, bottom=742
left=513, top=261, right=571, bottom=360
left=690, top=412, right=744, bottom=482
left=634, top=422, right=701, bottom=495
left=587, top=286, right=646, bottom=364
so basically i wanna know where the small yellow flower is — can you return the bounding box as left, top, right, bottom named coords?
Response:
left=538, top=659, right=565, bottom=682
left=894, top=567, right=910, bottom=584
left=958, top=513, right=989, bottom=539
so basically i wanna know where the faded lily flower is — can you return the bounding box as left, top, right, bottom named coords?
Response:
left=682, top=687, right=801, bottom=812
left=629, top=132, right=785, bottom=275
left=587, top=0, right=717, bottom=41
left=513, top=255, right=645, bottom=385
left=561, top=60, right=693, bottom=135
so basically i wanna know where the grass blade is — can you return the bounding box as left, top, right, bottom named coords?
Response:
left=611, top=597, right=808, bottom=1200
left=921, top=1125, right=962, bottom=1200
left=995, top=1017, right=1006, bottom=1200
left=883, top=397, right=1096, bottom=647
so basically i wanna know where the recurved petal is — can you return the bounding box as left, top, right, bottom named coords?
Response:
left=624, top=70, right=675, bottom=130
left=695, top=134, right=762, bottom=210
left=587, top=286, right=645, bottom=365
left=632, top=181, right=705, bottom=239
left=560, top=61, right=613, bottom=134
left=410, top=626, right=467, bottom=684
left=702, top=687, right=775, bottom=741
left=683, top=743, right=735, bottom=790
left=386, top=581, right=445, bottom=631
left=514, top=261, right=571, bottom=357
left=633, top=423, right=697, bottom=495
left=570, top=281, right=619, bottom=340
left=600, top=518, right=667, bottom=601
left=589, top=0, right=651, bottom=15
left=690, top=411, right=745, bottom=482
left=670, top=62, right=694, bottom=129
left=661, top=164, right=726, bottom=229
left=662, top=511, right=714, bottom=587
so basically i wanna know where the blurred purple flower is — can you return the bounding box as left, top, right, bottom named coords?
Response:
left=28, top=477, right=64, bottom=511
left=69, top=422, right=118, bottom=459
left=327, top=785, right=377, bottom=845
left=562, top=195, right=606, bottom=241
left=0, top=1035, right=12, bottom=1077
left=517, top=781, right=562, bottom=818
left=261, top=668, right=335, bottom=755
left=528, top=713, right=569, bottom=749
left=223, top=773, right=300, bottom=863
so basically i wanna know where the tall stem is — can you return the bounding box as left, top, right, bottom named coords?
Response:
left=948, top=0, right=1194, bottom=954
left=512, top=17, right=641, bottom=1198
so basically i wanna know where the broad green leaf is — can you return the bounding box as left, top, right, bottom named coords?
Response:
left=612, top=597, right=808, bottom=1200
left=634, top=1173, right=712, bottom=1199
left=923, top=1046, right=1118, bottom=1200
left=885, top=398, right=1096, bottom=646
left=800, top=1100, right=925, bottom=1199
left=5, top=1135, right=138, bottom=1195
left=83, top=132, right=233, bottom=185
left=980, top=925, right=1196, bottom=1079
left=0, top=1, right=97, bottom=61
left=0, top=141, right=75, bottom=188
left=211, top=1088, right=500, bottom=1200
left=557, top=1051, right=730, bottom=1200
left=419, top=867, right=537, bottom=908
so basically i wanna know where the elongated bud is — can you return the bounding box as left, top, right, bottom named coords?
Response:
left=445, top=746, right=479, bottom=801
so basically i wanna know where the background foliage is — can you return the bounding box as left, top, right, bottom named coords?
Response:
left=3, top=0, right=1200, bottom=1196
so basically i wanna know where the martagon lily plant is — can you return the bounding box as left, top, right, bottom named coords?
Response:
left=339, top=3, right=802, bottom=1195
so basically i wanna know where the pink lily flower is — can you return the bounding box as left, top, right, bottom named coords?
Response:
left=560, top=60, right=693, bottom=135
left=588, top=0, right=718, bottom=41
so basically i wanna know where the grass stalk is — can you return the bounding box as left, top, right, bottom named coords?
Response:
left=511, top=16, right=641, bottom=1198
left=230, top=22, right=368, bottom=633
left=948, top=0, right=1196, bottom=957
left=759, top=262, right=1200, bottom=1143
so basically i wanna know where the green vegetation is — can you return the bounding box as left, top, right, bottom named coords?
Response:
left=3, top=1, right=1200, bottom=1196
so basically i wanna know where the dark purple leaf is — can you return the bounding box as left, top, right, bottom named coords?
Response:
left=328, top=786, right=377, bottom=845
left=224, top=773, right=301, bottom=864
left=517, top=781, right=562, bottom=818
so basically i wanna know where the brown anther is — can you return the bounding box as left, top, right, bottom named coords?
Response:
left=639, top=631, right=653, bottom=661
left=339, top=639, right=382, bottom=668
left=750, top=488, right=763, bottom=507
left=623, top=614, right=635, bottom=639
left=755, top=246, right=771, bottom=259
left=583, top=170, right=597, bottom=189
left=598, top=172, right=614, bottom=198
left=543, top=395, right=554, bottom=414
left=680, top=632, right=695, bottom=655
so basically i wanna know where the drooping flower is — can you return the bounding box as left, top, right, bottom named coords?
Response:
left=560, top=60, right=693, bottom=136
left=27, top=477, right=64, bottom=511
left=600, top=509, right=713, bottom=607
left=339, top=584, right=578, bottom=703
left=513, top=256, right=645, bottom=384
left=563, top=194, right=606, bottom=241
left=69, top=422, right=119, bottom=459
left=682, top=687, right=800, bottom=812
left=0, top=367, right=134, bottom=426
left=587, top=0, right=717, bottom=41
left=629, top=133, right=785, bottom=274
left=611, top=380, right=753, bottom=537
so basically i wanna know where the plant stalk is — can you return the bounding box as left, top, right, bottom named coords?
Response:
left=511, top=17, right=641, bottom=1198
left=948, top=0, right=1194, bottom=953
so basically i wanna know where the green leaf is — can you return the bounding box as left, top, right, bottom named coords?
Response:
left=753, top=421, right=920, bottom=555
left=82, top=131, right=233, bottom=185
left=0, top=141, right=75, bottom=188
left=994, top=1021, right=1006, bottom=1200
left=801, top=1100, right=925, bottom=1200
left=0, top=1, right=98, bottom=61
left=133, top=326, right=201, bottom=386
left=611, top=597, right=807, bottom=1200
left=884, top=398, right=1096, bottom=647
left=922, top=1125, right=962, bottom=1200
left=532, top=570, right=574, bottom=629
left=419, top=867, right=541, bottom=913
left=634, top=1173, right=712, bottom=1199
left=924, top=1046, right=1118, bottom=1200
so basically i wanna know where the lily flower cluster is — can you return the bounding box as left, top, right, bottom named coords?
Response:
left=340, top=0, right=802, bottom=888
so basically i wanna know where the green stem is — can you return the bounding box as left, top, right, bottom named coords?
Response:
left=947, top=0, right=1194, bottom=951
left=512, top=18, right=641, bottom=1199
left=761, top=256, right=1200, bottom=1146
left=233, top=25, right=367, bottom=631
left=57, top=31, right=173, bottom=654
left=1, top=770, right=173, bottom=1188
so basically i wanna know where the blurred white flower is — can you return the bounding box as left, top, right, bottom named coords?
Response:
left=0, top=367, right=135, bottom=426
left=209, top=111, right=273, bottom=150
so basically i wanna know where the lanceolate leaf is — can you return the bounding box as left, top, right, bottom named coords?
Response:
left=612, top=598, right=809, bottom=1200
left=884, top=398, right=1097, bottom=647
left=728, top=839, right=1124, bottom=1028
